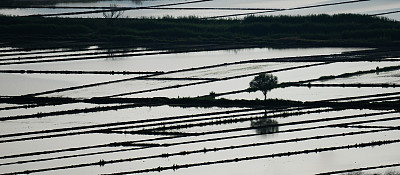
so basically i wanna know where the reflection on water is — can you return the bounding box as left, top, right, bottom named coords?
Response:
left=251, top=115, right=279, bottom=135
left=0, top=43, right=399, bottom=174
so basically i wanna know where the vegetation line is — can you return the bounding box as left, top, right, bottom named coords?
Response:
left=0, top=70, right=161, bottom=75
left=315, top=91, right=400, bottom=102
left=0, top=48, right=151, bottom=62
left=371, top=10, right=400, bottom=16
left=336, top=125, right=400, bottom=129
left=316, top=163, right=400, bottom=175
left=0, top=6, right=284, bottom=11
left=103, top=139, right=400, bottom=175
left=0, top=109, right=393, bottom=166
left=201, top=87, right=400, bottom=101
left=289, top=83, right=400, bottom=88
left=0, top=108, right=327, bottom=166
left=0, top=103, right=142, bottom=122
left=21, top=74, right=158, bottom=97
left=0, top=102, right=307, bottom=144
left=343, top=95, right=400, bottom=103
left=129, top=111, right=395, bottom=134
left=198, top=89, right=248, bottom=98
left=82, top=110, right=398, bottom=149
left=330, top=115, right=400, bottom=127
left=0, top=49, right=178, bottom=66
left=0, top=108, right=260, bottom=143
left=0, top=104, right=38, bottom=111
left=20, top=52, right=332, bottom=97
left=0, top=46, right=254, bottom=66
left=4, top=46, right=396, bottom=67
left=100, top=108, right=328, bottom=134
left=27, top=0, right=212, bottom=17
left=1, top=109, right=396, bottom=169
left=13, top=48, right=400, bottom=97
left=60, top=63, right=400, bottom=98
left=281, top=64, right=400, bottom=86
left=3, top=89, right=399, bottom=124
left=0, top=91, right=394, bottom=153
left=1, top=108, right=330, bottom=163
left=116, top=111, right=400, bottom=140
left=0, top=5, right=111, bottom=9
left=207, top=0, right=369, bottom=19
left=98, top=129, right=397, bottom=167
left=0, top=109, right=264, bottom=144
left=0, top=42, right=105, bottom=52
left=104, top=62, right=329, bottom=98
left=0, top=45, right=146, bottom=57
left=119, top=113, right=400, bottom=151
left=147, top=7, right=283, bottom=11
left=157, top=114, right=399, bottom=148
left=198, top=63, right=400, bottom=99
left=3, top=128, right=394, bottom=174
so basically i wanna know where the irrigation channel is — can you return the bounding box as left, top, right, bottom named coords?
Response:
left=0, top=46, right=400, bottom=175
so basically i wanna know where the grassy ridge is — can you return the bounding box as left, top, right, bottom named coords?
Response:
left=3, top=96, right=399, bottom=110
left=1, top=14, right=400, bottom=48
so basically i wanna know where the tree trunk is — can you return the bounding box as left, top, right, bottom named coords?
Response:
left=263, top=92, right=267, bottom=101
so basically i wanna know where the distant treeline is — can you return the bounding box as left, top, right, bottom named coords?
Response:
left=1, top=14, right=399, bottom=48
left=0, top=0, right=146, bottom=6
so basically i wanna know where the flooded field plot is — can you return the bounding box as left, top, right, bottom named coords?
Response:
left=0, top=45, right=399, bottom=175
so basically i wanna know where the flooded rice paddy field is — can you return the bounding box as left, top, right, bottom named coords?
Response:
left=0, top=46, right=400, bottom=175
left=0, top=0, right=399, bottom=20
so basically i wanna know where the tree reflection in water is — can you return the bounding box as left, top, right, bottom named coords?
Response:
left=251, top=117, right=279, bottom=135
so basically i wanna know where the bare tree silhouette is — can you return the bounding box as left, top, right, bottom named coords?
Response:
left=103, top=3, right=124, bottom=19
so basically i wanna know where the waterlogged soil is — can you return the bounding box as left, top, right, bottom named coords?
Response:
left=0, top=47, right=362, bottom=71
left=2, top=109, right=399, bottom=175
left=0, top=47, right=363, bottom=97
left=0, top=46, right=399, bottom=175
left=319, top=69, right=400, bottom=85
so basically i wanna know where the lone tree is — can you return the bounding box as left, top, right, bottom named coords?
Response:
left=248, top=73, right=278, bottom=100
left=103, top=4, right=124, bottom=19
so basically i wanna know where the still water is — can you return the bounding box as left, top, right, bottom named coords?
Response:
left=0, top=46, right=399, bottom=175
left=0, top=47, right=368, bottom=97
